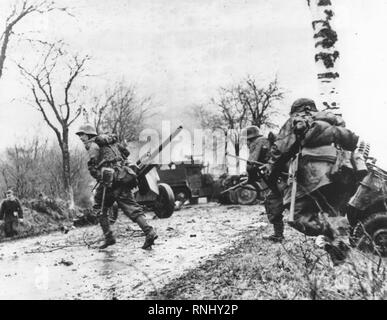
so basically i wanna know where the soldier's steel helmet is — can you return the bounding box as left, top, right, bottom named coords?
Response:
left=290, top=98, right=317, bottom=115
left=243, top=125, right=260, bottom=140
left=76, top=124, right=97, bottom=136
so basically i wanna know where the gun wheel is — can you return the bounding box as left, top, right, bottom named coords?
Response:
left=350, top=213, right=387, bottom=257
left=235, top=185, right=258, bottom=205
left=154, top=183, right=175, bottom=219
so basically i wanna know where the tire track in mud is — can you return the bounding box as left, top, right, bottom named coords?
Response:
left=0, top=203, right=268, bottom=299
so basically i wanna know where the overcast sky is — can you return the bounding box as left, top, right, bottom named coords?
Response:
left=0, top=0, right=387, bottom=167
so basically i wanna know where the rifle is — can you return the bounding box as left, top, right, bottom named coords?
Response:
left=220, top=179, right=264, bottom=195
left=226, top=153, right=281, bottom=196
left=226, top=153, right=265, bottom=167
left=220, top=179, right=248, bottom=195
left=288, top=152, right=299, bottom=222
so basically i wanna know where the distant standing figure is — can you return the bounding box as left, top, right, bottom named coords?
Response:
left=0, top=190, right=24, bottom=237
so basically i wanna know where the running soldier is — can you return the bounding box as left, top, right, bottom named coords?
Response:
left=267, top=98, right=359, bottom=265
left=76, top=124, right=158, bottom=250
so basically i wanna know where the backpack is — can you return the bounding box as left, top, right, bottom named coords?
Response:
left=94, top=134, right=130, bottom=161
left=95, top=134, right=136, bottom=188
left=302, top=112, right=359, bottom=151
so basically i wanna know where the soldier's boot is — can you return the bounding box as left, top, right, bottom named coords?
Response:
left=99, top=214, right=116, bottom=249
left=263, top=222, right=284, bottom=243
left=99, top=231, right=116, bottom=249
left=136, top=216, right=158, bottom=249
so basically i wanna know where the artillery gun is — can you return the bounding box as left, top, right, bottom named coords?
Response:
left=129, top=125, right=183, bottom=219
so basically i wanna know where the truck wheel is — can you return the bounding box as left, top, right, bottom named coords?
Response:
left=235, top=184, right=258, bottom=205
left=108, top=203, right=119, bottom=224
left=350, top=213, right=387, bottom=257
left=154, top=183, right=175, bottom=219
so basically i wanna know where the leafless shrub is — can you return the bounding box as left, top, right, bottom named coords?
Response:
left=0, top=137, right=92, bottom=206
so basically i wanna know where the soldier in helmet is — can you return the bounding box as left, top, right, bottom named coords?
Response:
left=267, top=98, right=359, bottom=265
left=244, top=126, right=270, bottom=168
left=243, top=125, right=286, bottom=242
left=76, top=124, right=158, bottom=250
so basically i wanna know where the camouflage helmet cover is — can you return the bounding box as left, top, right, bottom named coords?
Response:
left=76, top=124, right=97, bottom=136
left=290, top=98, right=317, bottom=115
left=243, top=125, right=261, bottom=140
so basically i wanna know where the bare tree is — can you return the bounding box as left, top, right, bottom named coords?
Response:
left=18, top=42, right=90, bottom=204
left=86, top=82, right=154, bottom=143
left=194, top=76, right=283, bottom=173
left=237, top=76, right=283, bottom=128
left=0, top=0, right=71, bottom=80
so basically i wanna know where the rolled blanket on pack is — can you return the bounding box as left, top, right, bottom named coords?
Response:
left=302, top=119, right=359, bottom=151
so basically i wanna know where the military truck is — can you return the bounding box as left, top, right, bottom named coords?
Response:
left=157, top=160, right=214, bottom=205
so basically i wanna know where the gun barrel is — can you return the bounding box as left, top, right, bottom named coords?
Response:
left=137, top=125, right=183, bottom=175
left=226, top=153, right=265, bottom=167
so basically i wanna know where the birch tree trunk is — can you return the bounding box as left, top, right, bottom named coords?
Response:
left=307, top=0, right=340, bottom=112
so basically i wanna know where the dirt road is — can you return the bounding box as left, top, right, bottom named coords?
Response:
left=0, top=203, right=267, bottom=299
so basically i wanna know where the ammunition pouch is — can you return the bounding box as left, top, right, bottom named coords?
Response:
left=101, top=167, right=115, bottom=186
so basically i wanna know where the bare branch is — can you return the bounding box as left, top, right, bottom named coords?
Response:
left=0, top=0, right=73, bottom=79
left=31, top=86, right=62, bottom=146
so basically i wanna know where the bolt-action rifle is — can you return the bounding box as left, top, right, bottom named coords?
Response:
left=225, top=153, right=281, bottom=195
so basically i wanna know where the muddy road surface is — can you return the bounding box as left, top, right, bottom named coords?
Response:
left=0, top=203, right=267, bottom=299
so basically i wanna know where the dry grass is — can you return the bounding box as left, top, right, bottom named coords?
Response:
left=149, top=225, right=387, bottom=300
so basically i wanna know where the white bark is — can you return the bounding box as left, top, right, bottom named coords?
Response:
left=308, top=0, right=340, bottom=112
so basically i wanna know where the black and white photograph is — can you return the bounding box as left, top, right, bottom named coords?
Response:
left=0, top=0, right=386, bottom=303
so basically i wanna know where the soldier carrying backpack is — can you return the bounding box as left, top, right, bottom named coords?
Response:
left=266, top=98, right=360, bottom=265
left=76, top=124, right=158, bottom=250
